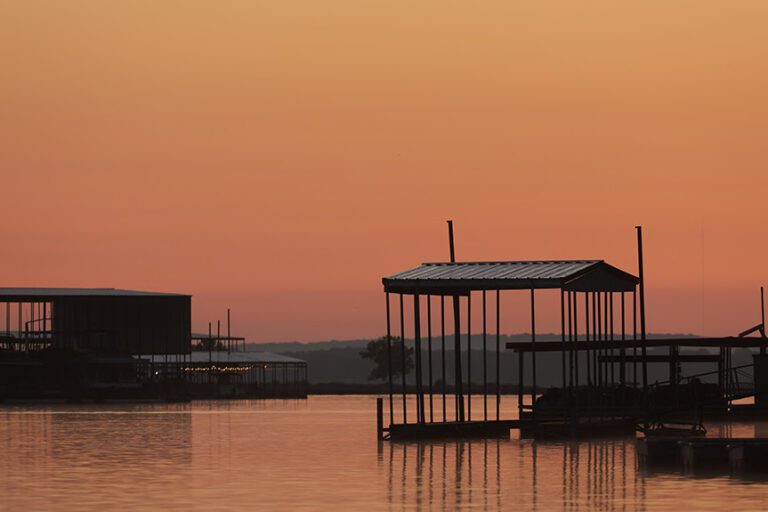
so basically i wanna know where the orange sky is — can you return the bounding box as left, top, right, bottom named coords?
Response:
left=2, top=1, right=767, bottom=341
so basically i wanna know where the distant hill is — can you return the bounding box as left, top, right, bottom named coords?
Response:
left=248, top=333, right=699, bottom=353
left=246, top=333, right=725, bottom=386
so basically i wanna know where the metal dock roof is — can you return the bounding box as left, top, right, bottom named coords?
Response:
left=185, top=351, right=306, bottom=364
left=0, top=288, right=189, bottom=299
left=383, top=260, right=638, bottom=294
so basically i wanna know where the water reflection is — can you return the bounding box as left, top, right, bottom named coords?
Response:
left=3, top=399, right=768, bottom=511
left=385, top=437, right=642, bottom=511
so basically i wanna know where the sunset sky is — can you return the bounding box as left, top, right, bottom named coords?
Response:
left=2, top=1, right=767, bottom=341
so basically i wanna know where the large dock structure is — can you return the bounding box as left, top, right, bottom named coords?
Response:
left=0, top=288, right=307, bottom=401
left=0, top=288, right=191, bottom=401
left=378, top=225, right=767, bottom=440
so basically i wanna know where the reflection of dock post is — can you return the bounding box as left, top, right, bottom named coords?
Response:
left=377, top=397, right=384, bottom=440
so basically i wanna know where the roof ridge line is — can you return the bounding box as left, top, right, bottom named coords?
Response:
left=421, top=259, right=603, bottom=265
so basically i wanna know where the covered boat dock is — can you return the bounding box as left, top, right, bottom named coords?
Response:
left=380, top=255, right=641, bottom=439
left=378, top=225, right=768, bottom=439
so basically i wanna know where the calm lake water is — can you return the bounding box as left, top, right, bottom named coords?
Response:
left=2, top=396, right=768, bottom=511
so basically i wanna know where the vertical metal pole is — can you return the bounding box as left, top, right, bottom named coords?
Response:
left=43, top=302, right=48, bottom=347
left=227, top=308, right=231, bottom=353
left=400, top=294, right=407, bottom=423
left=467, top=293, right=472, bottom=421
left=29, top=302, right=34, bottom=351
left=568, top=292, right=574, bottom=389
left=377, top=397, right=384, bottom=441
left=530, top=288, right=536, bottom=416
left=454, top=294, right=464, bottom=422
left=208, top=322, right=212, bottom=384
left=633, top=289, right=638, bottom=389
left=386, top=292, right=394, bottom=424
left=636, top=226, right=648, bottom=391
left=518, top=347, right=524, bottom=420
left=568, top=291, right=574, bottom=421
left=592, top=292, right=597, bottom=388
left=427, top=295, right=433, bottom=423
left=573, top=291, right=579, bottom=388
left=597, top=292, right=602, bottom=387
left=585, top=292, right=591, bottom=387
left=560, top=289, right=567, bottom=391
left=496, top=290, right=501, bottom=421
left=447, top=219, right=464, bottom=421
left=620, top=292, right=626, bottom=386
left=609, top=292, right=614, bottom=386
left=441, top=296, right=447, bottom=422
left=761, top=286, right=765, bottom=355
left=483, top=290, right=488, bottom=421
left=414, top=293, right=424, bottom=424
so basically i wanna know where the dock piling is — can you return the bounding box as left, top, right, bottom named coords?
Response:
left=377, top=397, right=384, bottom=440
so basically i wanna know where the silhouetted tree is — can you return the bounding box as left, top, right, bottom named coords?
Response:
left=192, top=339, right=224, bottom=351
left=360, top=336, right=414, bottom=382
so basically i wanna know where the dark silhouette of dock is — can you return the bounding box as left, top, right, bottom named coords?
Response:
left=376, top=224, right=768, bottom=441
left=0, top=288, right=307, bottom=401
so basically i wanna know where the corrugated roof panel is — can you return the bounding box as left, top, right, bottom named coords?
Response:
left=382, top=260, right=638, bottom=293
left=386, top=260, right=601, bottom=282
left=138, top=351, right=306, bottom=364
left=0, top=288, right=187, bottom=298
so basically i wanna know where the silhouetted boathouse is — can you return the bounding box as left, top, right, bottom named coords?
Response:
left=180, top=350, right=308, bottom=398
left=0, top=288, right=308, bottom=401
left=380, top=259, right=640, bottom=438
left=378, top=226, right=768, bottom=440
left=0, top=288, right=191, bottom=401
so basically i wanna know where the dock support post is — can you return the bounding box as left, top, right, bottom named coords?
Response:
left=560, top=289, right=569, bottom=426
left=454, top=295, right=464, bottom=422
left=636, top=226, right=648, bottom=392
left=568, top=292, right=574, bottom=390
left=761, top=286, right=765, bottom=356
left=585, top=292, right=591, bottom=387
left=377, top=397, right=384, bottom=440
left=518, top=348, right=524, bottom=421
left=573, top=291, right=578, bottom=389
left=447, top=220, right=464, bottom=422
left=560, top=290, right=566, bottom=392
left=620, top=292, right=626, bottom=386
left=592, top=292, right=597, bottom=389
left=414, top=293, right=425, bottom=424
left=400, top=294, right=407, bottom=423
left=441, top=296, right=447, bottom=422
left=530, top=288, right=536, bottom=421
left=386, top=293, right=394, bottom=424
left=496, top=290, right=501, bottom=420
left=609, top=292, right=614, bottom=388
left=467, top=293, right=472, bottom=421
left=427, top=295, right=433, bottom=423
left=483, top=290, right=488, bottom=421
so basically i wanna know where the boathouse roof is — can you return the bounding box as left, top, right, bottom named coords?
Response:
left=0, top=288, right=188, bottom=299
left=150, top=351, right=306, bottom=364
left=383, top=260, right=638, bottom=294
left=0, top=287, right=191, bottom=356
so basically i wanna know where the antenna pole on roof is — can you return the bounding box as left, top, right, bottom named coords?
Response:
left=446, top=219, right=464, bottom=419
left=635, top=226, right=648, bottom=391
left=208, top=321, right=212, bottom=384
left=447, top=220, right=456, bottom=262
left=761, top=287, right=766, bottom=354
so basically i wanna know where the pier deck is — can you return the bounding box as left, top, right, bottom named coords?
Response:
left=386, top=419, right=525, bottom=440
